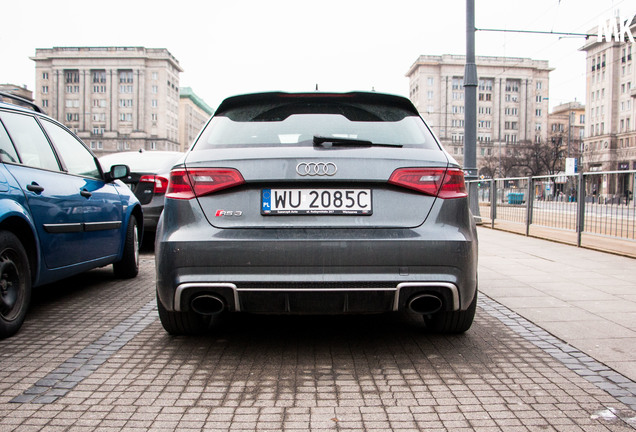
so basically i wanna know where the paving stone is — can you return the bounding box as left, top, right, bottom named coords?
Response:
left=0, top=255, right=635, bottom=430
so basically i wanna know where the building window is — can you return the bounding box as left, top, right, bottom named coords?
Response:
left=151, top=100, right=158, bottom=108
left=152, top=85, right=159, bottom=94
left=119, top=70, right=133, bottom=84
left=119, top=85, right=133, bottom=93
left=536, top=81, right=542, bottom=90
left=42, top=72, right=49, bottom=80
left=92, top=70, right=106, bottom=84
left=42, top=86, right=48, bottom=94
left=427, top=77, right=434, bottom=86
left=42, top=100, right=48, bottom=108
left=151, top=141, right=157, bottom=150
left=478, top=79, right=493, bottom=91
left=65, top=70, right=80, bottom=84
left=505, top=79, right=520, bottom=92
left=452, top=77, right=463, bottom=90
left=536, top=109, right=542, bottom=117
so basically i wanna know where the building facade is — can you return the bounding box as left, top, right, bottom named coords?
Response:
left=406, top=54, right=552, bottom=175
left=579, top=17, right=635, bottom=200
left=30, top=47, right=183, bottom=155
left=179, top=87, right=214, bottom=152
left=580, top=22, right=636, bottom=172
left=547, top=101, right=586, bottom=162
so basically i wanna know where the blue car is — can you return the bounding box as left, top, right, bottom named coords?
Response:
left=0, top=92, right=143, bottom=338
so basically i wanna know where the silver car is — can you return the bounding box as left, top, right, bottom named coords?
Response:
left=155, top=92, right=478, bottom=334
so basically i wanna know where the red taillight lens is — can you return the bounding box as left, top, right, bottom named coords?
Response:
left=140, top=175, right=169, bottom=194
left=166, top=168, right=245, bottom=200
left=388, top=168, right=467, bottom=199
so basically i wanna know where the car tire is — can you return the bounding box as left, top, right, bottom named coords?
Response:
left=424, top=289, right=477, bottom=334
left=157, top=295, right=212, bottom=335
left=113, top=215, right=139, bottom=279
left=0, top=231, right=32, bottom=339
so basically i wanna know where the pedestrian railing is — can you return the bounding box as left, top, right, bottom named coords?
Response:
left=467, top=170, right=636, bottom=252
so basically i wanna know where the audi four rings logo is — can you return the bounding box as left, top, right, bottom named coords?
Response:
left=296, top=162, right=338, bottom=176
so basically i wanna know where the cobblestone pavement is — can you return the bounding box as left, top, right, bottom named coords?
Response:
left=0, top=252, right=635, bottom=431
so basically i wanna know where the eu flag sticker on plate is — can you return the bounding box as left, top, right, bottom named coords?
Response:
left=261, top=189, right=272, bottom=214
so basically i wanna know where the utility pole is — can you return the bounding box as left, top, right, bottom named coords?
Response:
left=464, top=0, right=481, bottom=221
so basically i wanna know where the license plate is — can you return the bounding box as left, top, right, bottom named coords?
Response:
left=261, top=189, right=372, bottom=215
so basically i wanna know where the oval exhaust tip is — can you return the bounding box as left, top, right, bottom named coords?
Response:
left=191, top=295, right=225, bottom=316
left=408, top=294, right=443, bottom=315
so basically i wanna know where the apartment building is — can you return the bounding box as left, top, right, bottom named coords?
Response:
left=30, top=47, right=183, bottom=155
left=179, top=87, right=214, bottom=152
left=406, top=54, right=552, bottom=174
left=547, top=101, right=586, bottom=160
left=579, top=17, right=636, bottom=199
left=580, top=27, right=636, bottom=171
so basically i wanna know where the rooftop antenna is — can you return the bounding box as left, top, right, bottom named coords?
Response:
left=315, top=84, right=319, bottom=91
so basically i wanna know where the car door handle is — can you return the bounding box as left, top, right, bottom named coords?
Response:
left=80, top=189, right=92, bottom=198
left=26, top=182, right=44, bottom=194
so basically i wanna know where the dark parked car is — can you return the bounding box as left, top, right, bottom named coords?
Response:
left=100, top=150, right=184, bottom=233
left=0, top=92, right=143, bottom=338
left=155, top=91, right=478, bottom=335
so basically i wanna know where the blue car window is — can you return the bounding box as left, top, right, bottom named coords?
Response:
left=40, top=119, right=101, bottom=179
left=0, top=119, right=19, bottom=163
left=0, top=112, right=60, bottom=171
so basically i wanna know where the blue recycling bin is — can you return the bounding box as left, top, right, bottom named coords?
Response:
left=508, top=192, right=524, bottom=205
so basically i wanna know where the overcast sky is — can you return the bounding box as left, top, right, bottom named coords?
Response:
left=1, top=0, right=634, bottom=111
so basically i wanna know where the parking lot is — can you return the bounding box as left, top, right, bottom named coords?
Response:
left=0, top=230, right=635, bottom=431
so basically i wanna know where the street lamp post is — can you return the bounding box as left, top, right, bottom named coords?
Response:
left=464, top=0, right=481, bottom=221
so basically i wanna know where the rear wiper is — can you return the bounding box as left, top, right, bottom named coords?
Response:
left=313, top=135, right=402, bottom=148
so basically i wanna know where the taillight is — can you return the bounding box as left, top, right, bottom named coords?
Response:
left=388, top=168, right=467, bottom=199
left=166, top=168, right=245, bottom=200
left=140, top=175, right=169, bottom=194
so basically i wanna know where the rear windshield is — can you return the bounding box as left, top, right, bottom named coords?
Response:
left=192, top=101, right=440, bottom=150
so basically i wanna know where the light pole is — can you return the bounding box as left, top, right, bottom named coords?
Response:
left=464, top=0, right=481, bottom=221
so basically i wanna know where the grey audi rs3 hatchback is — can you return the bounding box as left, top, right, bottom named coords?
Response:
left=155, top=91, right=478, bottom=335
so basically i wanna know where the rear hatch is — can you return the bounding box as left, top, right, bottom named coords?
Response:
left=182, top=146, right=451, bottom=229
left=168, top=92, right=462, bottom=229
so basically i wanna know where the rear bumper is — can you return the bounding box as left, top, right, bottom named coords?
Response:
left=155, top=195, right=478, bottom=315
left=141, top=196, right=164, bottom=231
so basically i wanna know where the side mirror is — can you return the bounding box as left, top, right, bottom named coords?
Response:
left=106, top=164, right=130, bottom=182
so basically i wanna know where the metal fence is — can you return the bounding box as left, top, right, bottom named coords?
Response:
left=468, top=170, right=636, bottom=250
